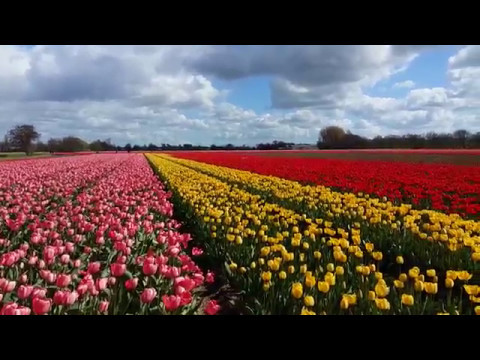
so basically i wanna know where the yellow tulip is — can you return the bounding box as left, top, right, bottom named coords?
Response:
left=327, top=263, right=335, bottom=272
left=291, top=282, right=303, bottom=299
left=424, top=282, right=438, bottom=295
left=340, top=297, right=349, bottom=310
left=365, top=243, right=374, bottom=252
left=263, top=282, right=271, bottom=291
left=475, top=306, right=480, bottom=315
left=372, top=252, right=383, bottom=261
left=394, top=280, right=404, bottom=289
left=239, top=267, right=247, bottom=274
left=464, top=285, right=479, bottom=296
left=446, top=270, right=457, bottom=280
left=408, top=267, right=420, bottom=279
left=470, top=296, right=480, bottom=303
left=304, top=296, right=315, bottom=307
left=279, top=271, right=287, bottom=280
left=472, top=253, right=480, bottom=262
left=375, top=272, right=383, bottom=280
left=396, top=256, right=404, bottom=264
left=336, top=266, right=344, bottom=276
left=375, top=283, right=390, bottom=298
left=457, top=271, right=473, bottom=281
left=229, top=263, right=238, bottom=272
left=288, top=265, right=295, bottom=274
left=250, top=262, right=256, bottom=269
left=324, top=272, right=336, bottom=286
left=426, top=269, right=436, bottom=277
left=258, top=258, right=265, bottom=266
left=414, top=280, right=425, bottom=292
left=445, top=278, right=455, bottom=289
left=301, top=307, right=316, bottom=315
left=261, top=271, right=272, bottom=282
left=399, top=273, right=408, bottom=282
left=305, top=276, right=316, bottom=288
left=362, top=267, right=371, bottom=276
left=375, top=298, right=390, bottom=311
left=401, top=294, right=414, bottom=306
left=314, top=251, right=322, bottom=260
left=343, top=294, right=357, bottom=305
left=300, top=264, right=307, bottom=274
left=318, top=281, right=330, bottom=293
left=368, top=291, right=376, bottom=301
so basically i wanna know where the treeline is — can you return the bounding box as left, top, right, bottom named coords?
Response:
left=317, top=126, right=480, bottom=149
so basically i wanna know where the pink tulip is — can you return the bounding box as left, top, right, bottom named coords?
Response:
left=108, top=277, right=117, bottom=286
left=73, top=259, right=81, bottom=268
left=98, top=301, right=109, bottom=313
left=28, top=256, right=38, bottom=265
left=47, top=273, right=57, bottom=284
left=17, top=285, right=34, bottom=299
left=205, top=300, right=221, bottom=315
left=32, top=297, right=52, bottom=315
left=96, top=237, right=105, bottom=245
left=64, top=291, right=79, bottom=306
left=19, top=274, right=28, bottom=284
left=2, top=280, right=16, bottom=293
left=110, top=263, right=126, bottom=277
left=162, top=295, right=181, bottom=311
left=192, top=247, right=204, bottom=256
left=96, top=278, right=108, bottom=291
left=60, top=254, right=70, bottom=264
left=140, top=288, right=157, bottom=304
left=87, top=262, right=101, bottom=274
left=38, top=260, right=46, bottom=269
left=125, top=278, right=138, bottom=291
left=31, top=287, right=47, bottom=299
left=76, top=284, right=89, bottom=296
left=83, top=247, right=92, bottom=254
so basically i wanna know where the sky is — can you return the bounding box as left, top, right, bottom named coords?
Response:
left=0, top=45, right=479, bottom=146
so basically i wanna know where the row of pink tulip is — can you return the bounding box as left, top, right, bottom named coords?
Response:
left=0, top=154, right=219, bottom=315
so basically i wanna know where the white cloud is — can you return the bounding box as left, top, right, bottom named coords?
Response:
left=393, top=80, right=415, bottom=89
left=0, top=45, right=479, bottom=146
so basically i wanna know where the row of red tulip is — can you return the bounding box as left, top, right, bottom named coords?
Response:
left=170, top=152, right=480, bottom=218
left=0, top=154, right=219, bottom=315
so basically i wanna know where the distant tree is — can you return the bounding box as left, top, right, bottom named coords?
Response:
left=7, top=124, right=40, bottom=155
left=318, top=126, right=346, bottom=149
left=453, top=129, right=470, bottom=148
left=125, top=143, right=132, bottom=153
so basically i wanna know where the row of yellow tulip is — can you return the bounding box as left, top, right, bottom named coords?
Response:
left=161, top=155, right=480, bottom=271
left=146, top=154, right=479, bottom=315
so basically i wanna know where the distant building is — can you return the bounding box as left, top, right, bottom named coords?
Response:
left=291, top=144, right=317, bottom=150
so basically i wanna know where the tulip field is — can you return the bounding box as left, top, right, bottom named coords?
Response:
left=0, top=154, right=218, bottom=315
left=1, top=150, right=480, bottom=315
left=146, top=151, right=480, bottom=315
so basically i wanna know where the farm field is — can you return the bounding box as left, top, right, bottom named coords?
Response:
left=0, top=154, right=218, bottom=315
left=145, top=152, right=480, bottom=315
left=170, top=151, right=480, bottom=218
left=1, top=150, right=480, bottom=315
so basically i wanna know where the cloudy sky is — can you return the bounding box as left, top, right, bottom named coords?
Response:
left=0, top=45, right=479, bottom=146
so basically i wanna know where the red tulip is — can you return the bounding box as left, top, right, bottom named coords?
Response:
left=192, top=247, right=204, bottom=256
left=206, top=271, right=215, bottom=284
left=125, top=278, right=138, bottom=291
left=32, top=297, right=52, bottom=315
left=205, top=300, right=221, bottom=315
left=56, top=274, right=71, bottom=288
left=87, top=262, right=101, bottom=274
left=162, top=295, right=181, bottom=311
left=110, top=263, right=126, bottom=277
left=142, top=262, right=158, bottom=276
